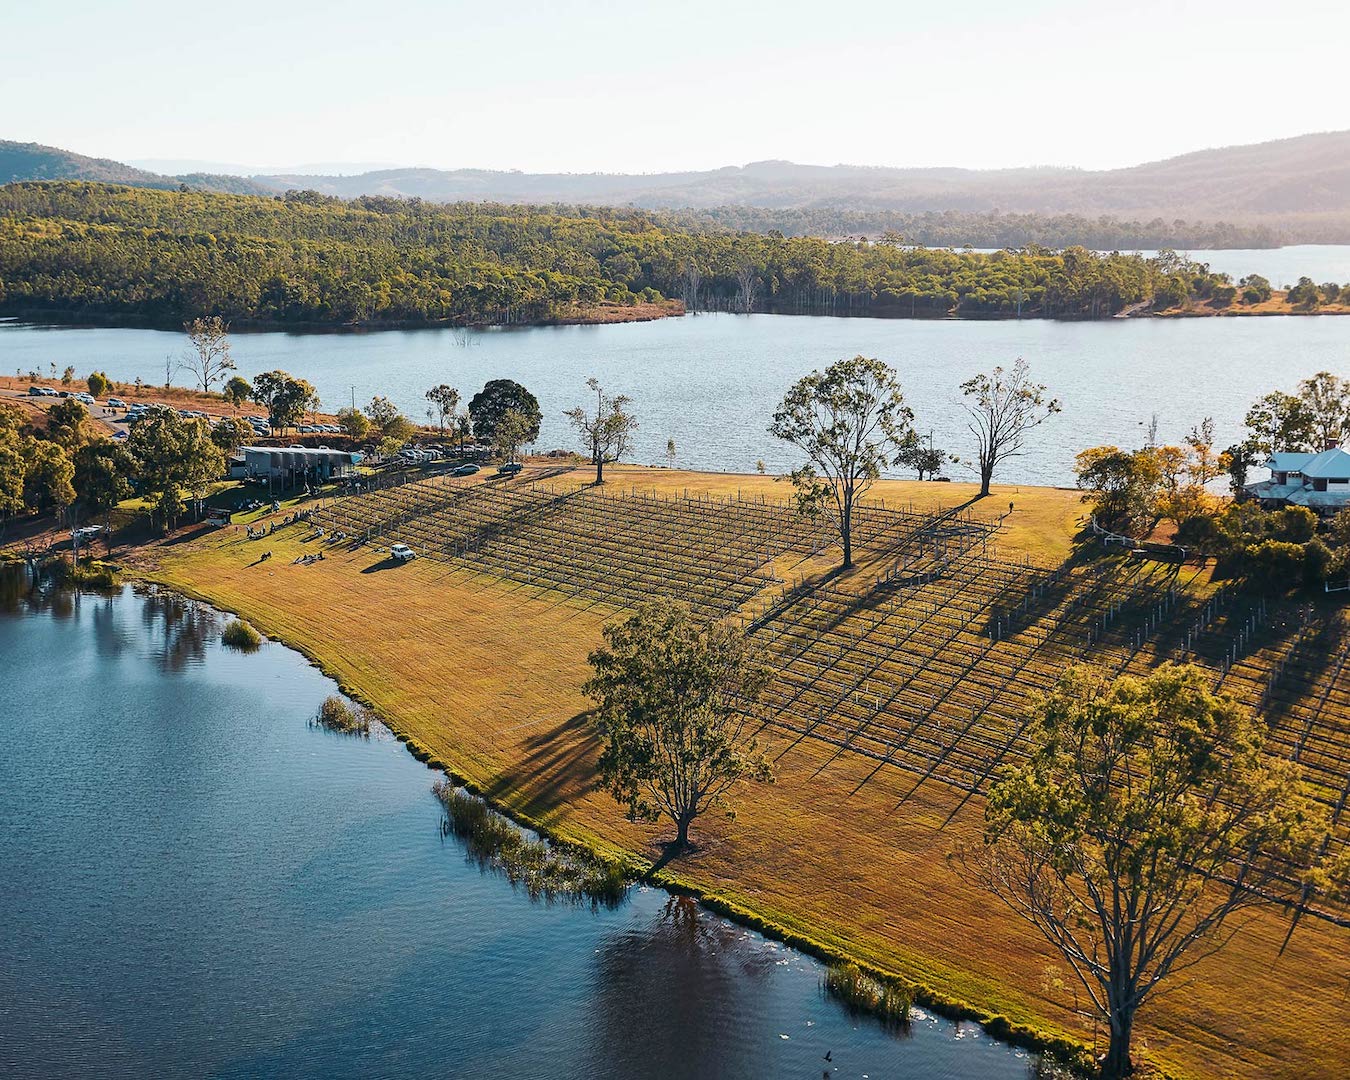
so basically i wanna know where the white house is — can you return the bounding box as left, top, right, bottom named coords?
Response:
left=1245, top=446, right=1350, bottom=514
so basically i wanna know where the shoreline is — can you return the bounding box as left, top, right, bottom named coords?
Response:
left=4, top=297, right=1348, bottom=336
left=128, top=567, right=1093, bottom=1071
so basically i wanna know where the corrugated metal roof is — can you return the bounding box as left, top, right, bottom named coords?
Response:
left=1265, top=452, right=1317, bottom=471
left=1299, top=446, right=1350, bottom=479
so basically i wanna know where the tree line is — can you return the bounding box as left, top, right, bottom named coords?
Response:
left=0, top=182, right=1256, bottom=327
left=679, top=205, right=1280, bottom=250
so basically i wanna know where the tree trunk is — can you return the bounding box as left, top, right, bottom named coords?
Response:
left=979, top=462, right=994, bottom=498
left=674, top=811, right=693, bottom=850
left=1101, top=1000, right=1134, bottom=1078
left=595, top=455, right=605, bottom=485
left=841, top=492, right=854, bottom=569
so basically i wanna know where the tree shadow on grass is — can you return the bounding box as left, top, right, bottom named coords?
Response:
left=482, top=709, right=601, bottom=818
left=643, top=836, right=698, bottom=879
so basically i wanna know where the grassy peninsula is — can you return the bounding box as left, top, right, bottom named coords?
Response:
left=132, top=464, right=1350, bottom=1080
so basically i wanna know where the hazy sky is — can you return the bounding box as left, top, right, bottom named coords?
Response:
left=8, top=0, right=1346, bottom=174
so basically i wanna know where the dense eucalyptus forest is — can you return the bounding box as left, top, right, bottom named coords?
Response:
left=0, top=182, right=1243, bottom=328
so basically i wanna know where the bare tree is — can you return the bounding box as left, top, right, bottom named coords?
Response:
left=681, top=259, right=703, bottom=312
left=181, top=317, right=236, bottom=393
left=769, top=356, right=914, bottom=570
left=735, top=262, right=757, bottom=314
left=565, top=377, right=638, bottom=485
left=959, top=358, right=1060, bottom=497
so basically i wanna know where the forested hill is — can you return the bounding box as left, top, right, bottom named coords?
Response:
left=0, top=182, right=1266, bottom=328
left=0, top=141, right=176, bottom=188
left=0, top=141, right=275, bottom=196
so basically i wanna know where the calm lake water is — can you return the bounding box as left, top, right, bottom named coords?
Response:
left=3, top=304, right=1348, bottom=485
left=0, top=573, right=1037, bottom=1080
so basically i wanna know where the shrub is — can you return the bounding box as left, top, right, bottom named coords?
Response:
left=221, top=618, right=262, bottom=650
left=313, top=694, right=371, bottom=735
left=822, top=962, right=912, bottom=1029
left=1240, top=274, right=1272, bottom=304
left=50, top=558, right=118, bottom=591
left=1303, top=538, right=1333, bottom=588
left=1244, top=540, right=1305, bottom=592
left=1273, top=505, right=1317, bottom=543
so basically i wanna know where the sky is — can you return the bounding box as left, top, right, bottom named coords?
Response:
left=7, top=0, right=1348, bottom=175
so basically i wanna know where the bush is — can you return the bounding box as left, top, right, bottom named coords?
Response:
left=221, top=618, right=262, bottom=650
left=1303, top=538, right=1333, bottom=588
left=822, top=962, right=912, bottom=1029
left=50, top=558, right=118, bottom=591
left=1244, top=540, right=1305, bottom=592
left=313, top=694, right=371, bottom=735
left=1240, top=274, right=1272, bottom=304
left=1273, top=505, right=1317, bottom=543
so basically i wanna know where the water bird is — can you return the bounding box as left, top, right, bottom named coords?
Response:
left=823, top=1051, right=832, bottom=1062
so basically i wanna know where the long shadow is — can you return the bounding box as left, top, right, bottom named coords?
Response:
left=482, top=709, right=600, bottom=818
left=161, top=522, right=216, bottom=547
left=359, top=557, right=406, bottom=573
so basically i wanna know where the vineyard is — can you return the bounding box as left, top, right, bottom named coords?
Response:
left=313, top=473, right=1350, bottom=920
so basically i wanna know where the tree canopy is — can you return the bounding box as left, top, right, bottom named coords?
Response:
left=769, top=356, right=914, bottom=569
left=0, top=182, right=1261, bottom=328
left=583, top=599, right=772, bottom=851
left=974, top=664, right=1334, bottom=1079
left=468, top=379, right=541, bottom=446
left=564, top=377, right=638, bottom=484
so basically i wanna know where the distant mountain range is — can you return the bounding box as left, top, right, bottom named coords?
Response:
left=5, top=131, right=1350, bottom=243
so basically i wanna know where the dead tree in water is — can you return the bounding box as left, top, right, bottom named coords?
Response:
left=736, top=263, right=756, bottom=313
left=681, top=260, right=703, bottom=312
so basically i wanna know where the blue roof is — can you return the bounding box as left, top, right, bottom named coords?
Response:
left=1266, top=451, right=1317, bottom=472
left=1300, top=446, right=1350, bottom=479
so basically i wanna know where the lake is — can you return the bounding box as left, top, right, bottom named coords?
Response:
left=0, top=571, right=1039, bottom=1080
left=2, top=305, right=1348, bottom=486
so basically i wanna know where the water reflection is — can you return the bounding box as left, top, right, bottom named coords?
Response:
left=0, top=561, right=76, bottom=618
left=586, top=896, right=776, bottom=1079
left=136, top=587, right=219, bottom=671
left=2, top=575, right=1040, bottom=1080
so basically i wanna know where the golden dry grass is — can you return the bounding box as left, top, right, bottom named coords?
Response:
left=142, top=489, right=1350, bottom=1080
left=525, top=461, right=1086, bottom=565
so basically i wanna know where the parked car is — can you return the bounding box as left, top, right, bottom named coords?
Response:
left=389, top=543, right=416, bottom=562
left=107, top=397, right=126, bottom=408
left=496, top=462, right=524, bottom=476
left=111, top=430, right=128, bottom=440
left=27, top=385, right=46, bottom=396
left=452, top=463, right=480, bottom=477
